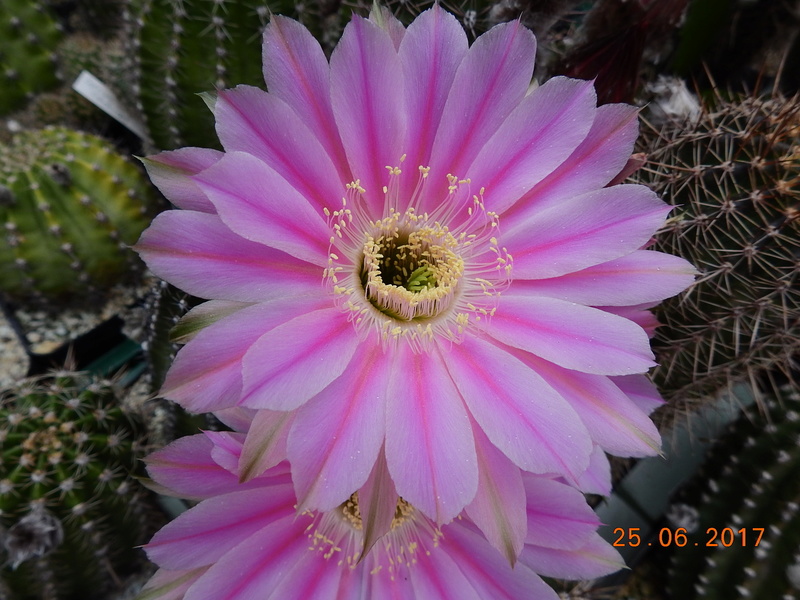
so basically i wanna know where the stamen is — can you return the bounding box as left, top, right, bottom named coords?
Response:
left=306, top=493, right=443, bottom=581
left=323, top=163, right=513, bottom=352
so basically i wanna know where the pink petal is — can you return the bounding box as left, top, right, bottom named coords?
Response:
left=140, top=148, right=221, bottom=213
left=441, top=522, right=560, bottom=600
left=575, top=445, right=612, bottom=496
left=144, top=435, right=259, bottom=500
left=162, top=297, right=329, bottom=412
left=204, top=430, right=245, bottom=474
left=214, top=86, right=345, bottom=212
left=240, top=308, right=359, bottom=411
left=520, top=353, right=661, bottom=456
left=465, top=426, right=527, bottom=565
left=406, top=544, right=482, bottom=600
left=357, top=451, right=399, bottom=558
left=611, top=374, right=665, bottom=415
left=363, top=564, right=416, bottom=599
left=385, top=344, right=478, bottom=524
left=504, top=184, right=672, bottom=279
left=398, top=5, right=468, bottom=196
left=213, top=407, right=257, bottom=433
left=137, top=567, right=206, bottom=600
left=425, top=20, right=536, bottom=212
left=184, top=515, right=313, bottom=600
left=145, top=484, right=294, bottom=570
left=135, top=211, right=320, bottom=302
left=238, top=410, right=294, bottom=482
left=523, top=477, right=600, bottom=551
left=512, top=250, right=697, bottom=306
left=330, top=15, right=405, bottom=213
left=369, top=4, right=406, bottom=49
left=521, top=533, right=625, bottom=580
left=469, top=77, right=597, bottom=216
left=192, top=152, right=330, bottom=266
left=479, top=295, right=655, bottom=375
left=444, top=335, right=591, bottom=481
left=500, top=102, right=640, bottom=222
left=608, top=151, right=646, bottom=185
left=262, top=16, right=350, bottom=181
left=602, top=304, right=661, bottom=337
left=287, top=341, right=390, bottom=511
left=264, top=550, right=345, bottom=600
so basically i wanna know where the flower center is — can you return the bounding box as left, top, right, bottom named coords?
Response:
left=360, top=211, right=464, bottom=322
left=323, top=161, right=513, bottom=350
left=308, top=492, right=441, bottom=579
left=340, top=492, right=416, bottom=531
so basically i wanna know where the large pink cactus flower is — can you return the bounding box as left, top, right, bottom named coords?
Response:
left=135, top=5, right=694, bottom=551
left=138, top=431, right=624, bottom=600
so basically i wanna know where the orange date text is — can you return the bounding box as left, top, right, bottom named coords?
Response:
left=611, top=527, right=765, bottom=548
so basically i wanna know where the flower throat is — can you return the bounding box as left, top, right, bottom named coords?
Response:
left=360, top=212, right=465, bottom=322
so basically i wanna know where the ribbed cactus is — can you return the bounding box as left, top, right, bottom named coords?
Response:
left=0, top=1, right=62, bottom=116
left=635, top=92, right=800, bottom=406
left=125, top=0, right=300, bottom=150
left=0, top=127, right=156, bottom=301
left=123, top=0, right=537, bottom=150
left=140, top=279, right=195, bottom=392
left=666, top=385, right=800, bottom=600
left=0, top=372, right=161, bottom=600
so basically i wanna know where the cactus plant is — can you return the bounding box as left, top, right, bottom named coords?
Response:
left=0, top=126, right=156, bottom=301
left=665, top=384, right=800, bottom=600
left=139, top=279, right=195, bottom=392
left=0, top=371, right=162, bottom=600
left=0, top=1, right=62, bottom=116
left=123, top=0, right=544, bottom=150
left=124, top=0, right=302, bottom=150
left=635, top=91, right=800, bottom=409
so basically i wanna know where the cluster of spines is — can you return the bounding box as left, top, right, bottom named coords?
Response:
left=123, top=0, right=297, bottom=150
left=635, top=91, right=800, bottom=411
left=665, top=386, right=800, bottom=599
left=0, top=372, right=162, bottom=600
left=0, top=1, right=62, bottom=116
left=0, top=126, right=156, bottom=301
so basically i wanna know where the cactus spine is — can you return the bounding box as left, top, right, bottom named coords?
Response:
left=0, top=127, right=156, bottom=301
left=636, top=92, right=800, bottom=407
left=0, top=372, right=161, bottom=600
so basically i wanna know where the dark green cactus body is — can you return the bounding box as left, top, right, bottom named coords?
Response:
left=667, top=386, right=800, bottom=599
left=0, top=127, right=155, bottom=300
left=141, top=280, right=196, bottom=392
left=0, top=372, right=161, bottom=600
left=126, top=0, right=299, bottom=150
left=0, top=1, right=62, bottom=116
left=636, top=93, right=800, bottom=404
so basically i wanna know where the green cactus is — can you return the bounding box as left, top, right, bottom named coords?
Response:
left=125, top=0, right=302, bottom=150
left=141, top=279, right=195, bottom=393
left=0, top=1, right=62, bottom=116
left=665, top=385, right=800, bottom=600
left=124, top=0, right=541, bottom=150
left=0, top=127, right=156, bottom=301
left=0, top=371, right=162, bottom=600
left=635, top=92, right=800, bottom=408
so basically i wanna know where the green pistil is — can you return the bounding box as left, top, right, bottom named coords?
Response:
left=405, top=265, right=436, bottom=292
